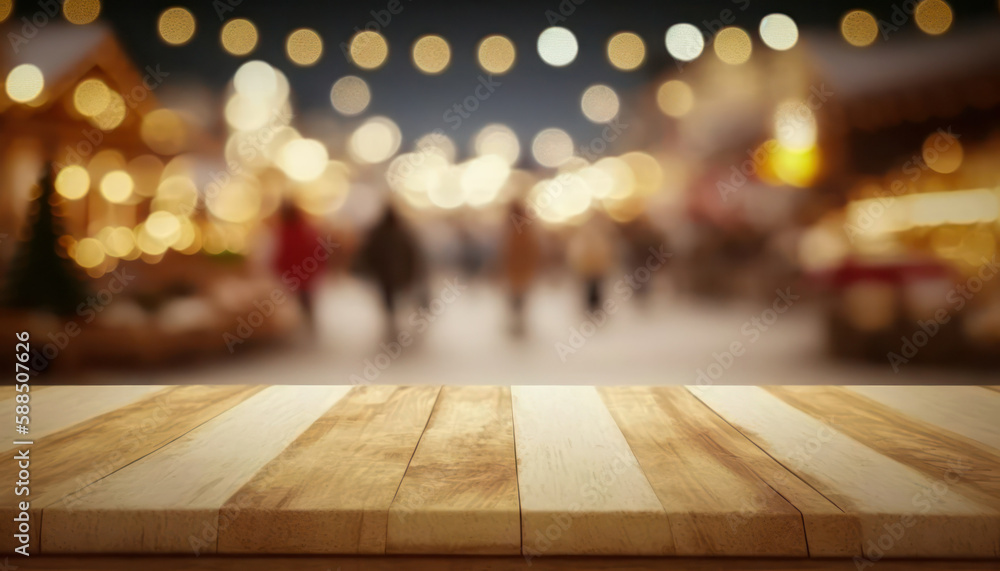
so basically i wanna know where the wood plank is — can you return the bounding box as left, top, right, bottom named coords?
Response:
left=2, top=384, right=166, bottom=440
left=41, top=385, right=352, bottom=554
left=689, top=385, right=1000, bottom=558
left=511, top=385, right=674, bottom=556
left=386, top=386, right=519, bottom=555
left=767, top=386, right=1000, bottom=512
left=20, top=555, right=1000, bottom=571
left=599, top=386, right=858, bottom=556
left=846, top=386, right=1000, bottom=452
left=0, top=383, right=49, bottom=401
left=217, top=385, right=441, bottom=554
left=1, top=384, right=262, bottom=554
left=981, top=386, right=1000, bottom=394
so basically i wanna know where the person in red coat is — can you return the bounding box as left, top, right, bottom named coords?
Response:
left=273, top=202, right=325, bottom=331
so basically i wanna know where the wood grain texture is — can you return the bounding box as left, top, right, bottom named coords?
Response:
left=387, top=386, right=519, bottom=555
left=21, top=556, right=1000, bottom=571
left=767, top=386, right=1000, bottom=513
left=600, top=386, right=858, bottom=557
left=2, top=384, right=165, bottom=440
left=511, top=385, right=674, bottom=556
left=982, top=386, right=1000, bottom=394
left=845, top=386, right=1000, bottom=452
left=689, top=385, right=1000, bottom=558
left=1, top=384, right=262, bottom=554
left=217, top=385, right=441, bottom=554
left=41, top=385, right=351, bottom=554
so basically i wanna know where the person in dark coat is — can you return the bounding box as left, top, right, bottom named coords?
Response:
left=354, top=204, right=425, bottom=334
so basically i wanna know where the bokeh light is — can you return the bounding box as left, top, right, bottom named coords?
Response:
left=63, top=0, right=100, bottom=24
left=5, top=64, right=44, bottom=103
left=286, top=28, right=323, bottom=66
left=714, top=27, right=752, bottom=65
left=207, top=177, right=262, bottom=224
left=0, top=0, right=11, bottom=23
left=474, top=124, right=520, bottom=166
left=100, top=170, right=134, bottom=204
left=278, top=139, right=329, bottom=182
left=841, top=10, right=879, bottom=47
left=580, top=84, right=620, bottom=123
left=349, top=116, right=402, bottom=164
left=157, top=7, right=196, bottom=46
left=922, top=132, right=963, bottom=173
left=55, top=165, right=91, bottom=200
left=656, top=80, right=694, bottom=118
left=233, top=60, right=276, bottom=98
left=915, top=0, right=953, bottom=35
left=759, top=14, right=799, bottom=50
left=665, top=23, right=705, bottom=62
left=607, top=32, right=645, bottom=71
left=90, top=92, right=126, bottom=131
left=221, top=18, right=259, bottom=56
left=537, top=27, right=578, bottom=67
left=532, top=128, right=574, bottom=168
left=350, top=30, right=389, bottom=70
left=74, top=238, right=106, bottom=268
left=412, top=35, right=451, bottom=74
left=73, top=78, right=111, bottom=117
left=330, top=76, right=371, bottom=116
left=141, top=109, right=188, bottom=155
left=477, top=35, right=516, bottom=74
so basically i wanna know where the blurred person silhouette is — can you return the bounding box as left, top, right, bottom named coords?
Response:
left=273, top=201, right=325, bottom=332
left=621, top=214, right=669, bottom=302
left=355, top=203, right=426, bottom=335
left=500, top=201, right=542, bottom=336
left=568, top=214, right=617, bottom=312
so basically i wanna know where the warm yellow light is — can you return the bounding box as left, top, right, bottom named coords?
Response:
left=330, top=75, right=371, bottom=116
left=0, top=0, right=12, bottom=23
left=233, top=60, right=277, bottom=99
left=665, top=23, right=704, bottom=62
left=158, top=7, right=196, bottom=46
left=63, top=0, right=100, bottom=24
left=759, top=13, right=799, bottom=50
left=620, top=152, right=663, bottom=196
left=416, top=132, right=457, bottom=163
left=594, top=157, right=635, bottom=199
left=101, top=226, right=136, bottom=258
left=460, top=155, right=510, bottom=207
left=530, top=175, right=592, bottom=223
left=922, top=131, right=963, bottom=174
left=278, top=138, right=329, bottom=182
left=74, top=237, right=106, bottom=268
left=5, top=64, right=44, bottom=103
left=349, top=117, right=402, bottom=164
left=224, top=94, right=271, bottom=131
left=87, top=149, right=126, bottom=182
left=128, top=154, right=164, bottom=197
left=90, top=91, right=126, bottom=131
left=474, top=124, right=520, bottom=166
left=714, top=27, right=752, bottom=65
left=771, top=145, right=820, bottom=188
left=531, top=128, right=574, bottom=168
left=774, top=100, right=817, bottom=151
left=73, top=78, right=110, bottom=117
left=412, top=35, right=451, bottom=74
left=841, top=10, right=879, bottom=47
left=206, top=177, right=262, bottom=224
left=145, top=211, right=182, bottom=245
left=350, top=30, right=389, bottom=69
left=656, top=80, right=694, bottom=118
left=55, top=165, right=91, bottom=200
left=295, top=162, right=350, bottom=216
left=135, top=223, right=169, bottom=256
left=153, top=176, right=198, bottom=216
left=580, top=85, right=620, bottom=124
left=221, top=18, right=258, bottom=56
left=915, top=0, right=953, bottom=35
left=477, top=35, right=516, bottom=74
left=537, top=27, right=578, bottom=67
left=100, top=170, right=134, bottom=203
left=607, top=32, right=645, bottom=71
left=141, top=109, right=188, bottom=155
left=286, top=28, right=323, bottom=66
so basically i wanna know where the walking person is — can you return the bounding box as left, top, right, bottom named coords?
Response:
left=273, top=201, right=326, bottom=333
left=500, top=201, right=542, bottom=336
left=568, top=214, right=616, bottom=312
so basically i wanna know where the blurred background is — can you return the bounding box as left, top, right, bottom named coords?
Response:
left=1, top=0, right=999, bottom=386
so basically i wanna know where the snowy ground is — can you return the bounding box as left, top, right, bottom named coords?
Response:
left=78, top=275, right=996, bottom=387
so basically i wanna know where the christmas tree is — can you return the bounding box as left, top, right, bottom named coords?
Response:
left=2, top=163, right=90, bottom=315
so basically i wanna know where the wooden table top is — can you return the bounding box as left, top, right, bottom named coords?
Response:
left=3, top=384, right=999, bottom=560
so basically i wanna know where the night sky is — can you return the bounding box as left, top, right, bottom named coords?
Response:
left=14, top=0, right=1000, bottom=153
